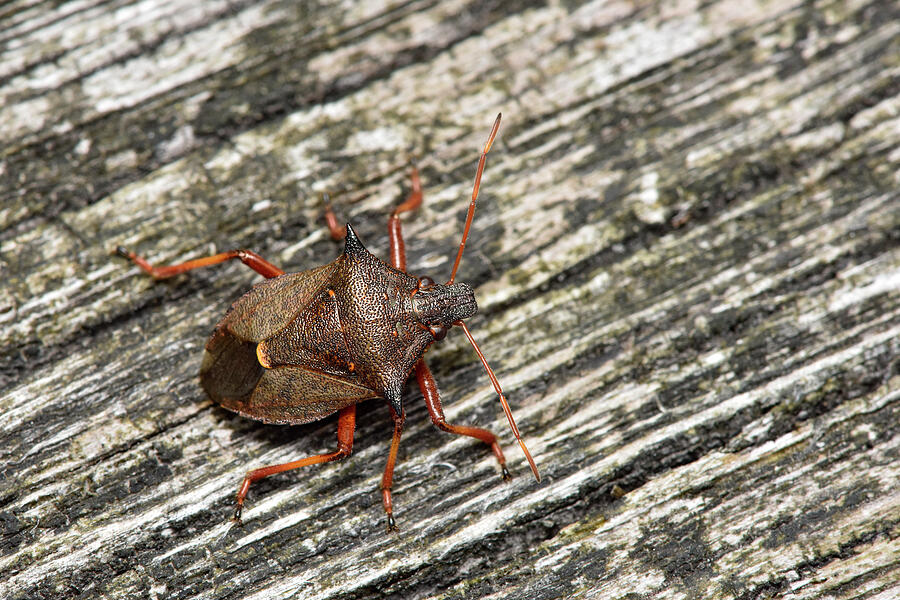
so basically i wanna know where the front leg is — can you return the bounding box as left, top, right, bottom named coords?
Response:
left=321, top=166, right=422, bottom=270
left=387, top=166, right=422, bottom=272
left=415, top=359, right=510, bottom=479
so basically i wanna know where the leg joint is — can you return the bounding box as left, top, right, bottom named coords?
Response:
left=334, top=442, right=353, bottom=459
left=430, top=416, right=451, bottom=432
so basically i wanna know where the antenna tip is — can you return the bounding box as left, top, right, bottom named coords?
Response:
left=518, top=439, right=541, bottom=482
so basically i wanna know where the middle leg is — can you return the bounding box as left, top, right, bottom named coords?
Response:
left=116, top=247, right=284, bottom=280
left=380, top=407, right=406, bottom=531
left=375, top=167, right=420, bottom=531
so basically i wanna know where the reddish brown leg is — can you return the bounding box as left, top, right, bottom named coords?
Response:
left=383, top=119, right=539, bottom=484
left=233, top=405, right=356, bottom=524
left=415, top=360, right=510, bottom=479
left=323, top=194, right=346, bottom=241
left=365, top=167, right=421, bottom=531
left=388, top=166, right=422, bottom=271
left=380, top=408, right=406, bottom=531
left=322, top=167, right=422, bottom=253
left=116, top=247, right=284, bottom=279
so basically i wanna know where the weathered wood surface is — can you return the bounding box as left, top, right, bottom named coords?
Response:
left=2, top=0, right=899, bottom=598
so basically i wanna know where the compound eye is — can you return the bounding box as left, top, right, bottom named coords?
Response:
left=418, top=276, right=435, bottom=290
left=428, top=325, right=448, bottom=341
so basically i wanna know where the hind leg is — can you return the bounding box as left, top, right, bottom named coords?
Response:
left=232, top=405, right=356, bottom=524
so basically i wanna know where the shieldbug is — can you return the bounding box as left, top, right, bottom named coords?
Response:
left=116, top=114, right=539, bottom=530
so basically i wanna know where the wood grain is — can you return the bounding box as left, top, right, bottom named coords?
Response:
left=2, top=0, right=899, bottom=598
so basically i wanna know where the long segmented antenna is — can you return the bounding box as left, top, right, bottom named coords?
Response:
left=447, top=113, right=502, bottom=285
left=456, top=320, right=540, bottom=482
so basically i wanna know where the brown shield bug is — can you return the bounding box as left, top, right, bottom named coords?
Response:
left=116, top=114, right=539, bottom=530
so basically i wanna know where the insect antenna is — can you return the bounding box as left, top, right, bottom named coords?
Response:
left=456, top=320, right=541, bottom=482
left=446, top=115, right=539, bottom=481
left=447, top=112, right=501, bottom=285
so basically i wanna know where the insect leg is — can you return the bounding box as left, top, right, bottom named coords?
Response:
left=232, top=405, right=356, bottom=524
left=322, top=193, right=346, bottom=241
left=387, top=166, right=422, bottom=272
left=323, top=165, right=421, bottom=255
left=415, top=359, right=510, bottom=480
left=115, top=247, right=284, bottom=279
left=380, top=407, right=406, bottom=531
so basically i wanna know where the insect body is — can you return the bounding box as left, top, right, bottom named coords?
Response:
left=116, top=114, right=539, bottom=530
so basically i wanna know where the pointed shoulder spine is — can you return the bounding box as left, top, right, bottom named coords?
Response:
left=343, top=223, right=368, bottom=258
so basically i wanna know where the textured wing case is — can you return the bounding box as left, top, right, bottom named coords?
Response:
left=240, top=366, right=376, bottom=424
left=199, top=228, right=434, bottom=424
left=199, top=259, right=379, bottom=424
left=225, top=263, right=334, bottom=341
